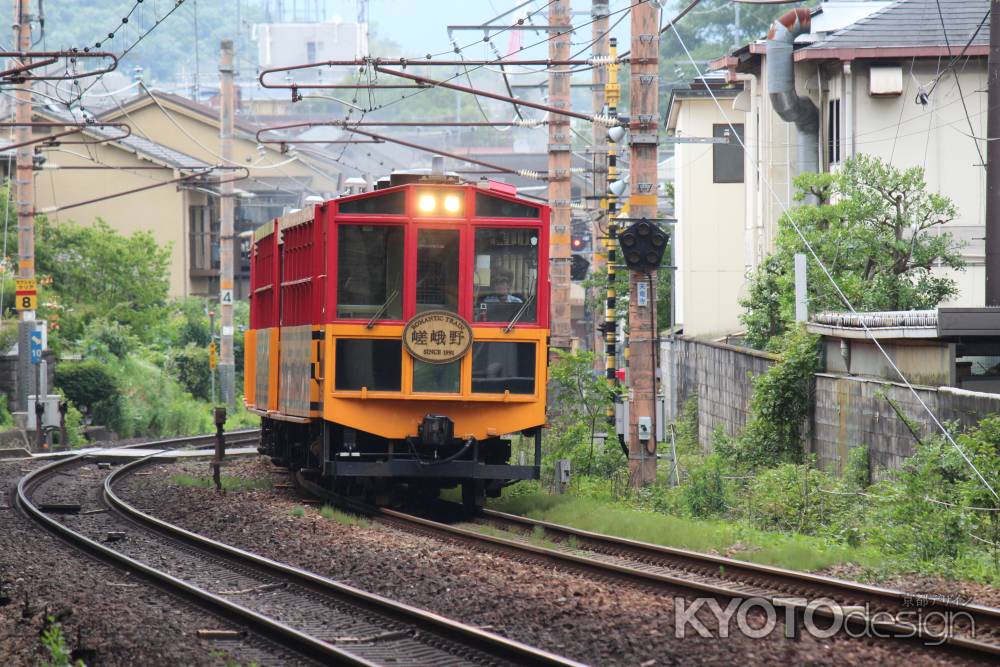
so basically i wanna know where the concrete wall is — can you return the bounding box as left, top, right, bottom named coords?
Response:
left=673, top=337, right=1000, bottom=475
left=672, top=336, right=776, bottom=448
left=813, top=374, right=1000, bottom=478
left=672, top=96, right=748, bottom=338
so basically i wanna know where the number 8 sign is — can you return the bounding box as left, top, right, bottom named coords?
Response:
left=15, top=278, right=37, bottom=311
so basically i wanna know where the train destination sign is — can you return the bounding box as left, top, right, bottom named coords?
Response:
left=402, top=310, right=473, bottom=364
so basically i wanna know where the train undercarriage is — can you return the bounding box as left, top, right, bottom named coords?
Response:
left=258, top=416, right=542, bottom=509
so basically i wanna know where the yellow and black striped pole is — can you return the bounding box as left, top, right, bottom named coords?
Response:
left=605, top=37, right=620, bottom=421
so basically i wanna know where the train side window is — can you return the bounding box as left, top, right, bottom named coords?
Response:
left=416, top=229, right=460, bottom=314
left=335, top=339, right=402, bottom=391
left=471, top=342, right=535, bottom=394
left=471, top=228, right=538, bottom=324
left=336, top=225, right=404, bottom=320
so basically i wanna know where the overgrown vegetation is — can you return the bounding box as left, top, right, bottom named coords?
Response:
left=39, top=617, right=83, bottom=667
left=0, top=185, right=257, bottom=440
left=740, top=155, right=965, bottom=350
left=512, top=324, right=1000, bottom=585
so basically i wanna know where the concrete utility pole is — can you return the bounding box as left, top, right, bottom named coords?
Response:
left=218, top=40, right=236, bottom=407
left=14, top=0, right=35, bottom=412
left=547, top=0, right=572, bottom=350
left=627, top=0, right=659, bottom=487
left=987, top=1, right=1000, bottom=306
left=591, top=0, right=609, bottom=361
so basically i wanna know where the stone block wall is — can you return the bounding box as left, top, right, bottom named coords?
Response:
left=673, top=337, right=776, bottom=449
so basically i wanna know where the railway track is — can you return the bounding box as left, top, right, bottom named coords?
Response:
left=18, top=435, right=582, bottom=667
left=315, top=488, right=1000, bottom=661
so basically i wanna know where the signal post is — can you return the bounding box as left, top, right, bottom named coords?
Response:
left=627, top=0, right=660, bottom=487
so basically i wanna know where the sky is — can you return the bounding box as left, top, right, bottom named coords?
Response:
left=325, top=0, right=636, bottom=60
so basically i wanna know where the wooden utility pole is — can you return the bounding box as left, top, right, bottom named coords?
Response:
left=987, top=1, right=1000, bottom=306
left=627, top=0, right=659, bottom=487
left=13, top=0, right=35, bottom=412
left=548, top=0, right=572, bottom=349
left=218, top=40, right=236, bottom=407
left=591, top=0, right=609, bottom=360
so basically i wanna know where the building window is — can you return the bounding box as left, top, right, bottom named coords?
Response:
left=827, top=99, right=841, bottom=165
left=306, top=41, right=318, bottom=62
left=712, top=123, right=744, bottom=183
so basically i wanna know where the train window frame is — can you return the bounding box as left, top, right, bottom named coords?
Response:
left=470, top=226, right=540, bottom=326
left=332, top=220, right=407, bottom=324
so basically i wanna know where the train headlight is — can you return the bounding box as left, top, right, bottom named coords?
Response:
left=443, top=194, right=462, bottom=214
left=417, top=193, right=437, bottom=213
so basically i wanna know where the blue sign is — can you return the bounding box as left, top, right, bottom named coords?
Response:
left=29, top=331, right=42, bottom=365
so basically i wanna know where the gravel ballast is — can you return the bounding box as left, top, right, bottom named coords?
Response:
left=116, top=456, right=994, bottom=666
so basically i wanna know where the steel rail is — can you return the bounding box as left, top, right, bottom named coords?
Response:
left=352, top=501, right=1000, bottom=659
left=103, top=458, right=584, bottom=667
left=16, top=432, right=378, bottom=666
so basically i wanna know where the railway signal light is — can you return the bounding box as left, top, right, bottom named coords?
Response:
left=570, top=231, right=591, bottom=281
left=619, top=218, right=668, bottom=272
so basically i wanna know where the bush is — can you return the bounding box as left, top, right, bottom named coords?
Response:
left=54, top=359, right=120, bottom=412
left=171, top=345, right=212, bottom=402
left=682, top=454, right=728, bottom=518
left=723, top=327, right=819, bottom=469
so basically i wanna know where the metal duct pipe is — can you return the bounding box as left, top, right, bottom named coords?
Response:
left=766, top=7, right=819, bottom=175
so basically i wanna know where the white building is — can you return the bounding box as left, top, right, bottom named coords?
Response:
left=253, top=18, right=368, bottom=75
left=669, top=0, right=990, bottom=337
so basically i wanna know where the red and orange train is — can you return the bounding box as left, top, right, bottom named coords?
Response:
left=244, top=172, right=550, bottom=507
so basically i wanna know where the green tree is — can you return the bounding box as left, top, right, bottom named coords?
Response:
left=741, top=155, right=965, bottom=349
left=35, top=218, right=172, bottom=344
left=54, top=359, right=120, bottom=412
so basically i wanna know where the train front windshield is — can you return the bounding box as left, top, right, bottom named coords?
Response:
left=472, top=228, right=538, bottom=324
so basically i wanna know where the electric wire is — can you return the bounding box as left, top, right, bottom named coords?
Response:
left=666, top=19, right=999, bottom=500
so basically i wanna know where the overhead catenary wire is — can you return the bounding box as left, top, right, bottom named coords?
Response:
left=665, top=18, right=1000, bottom=501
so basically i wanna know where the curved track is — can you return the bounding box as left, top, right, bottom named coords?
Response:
left=309, top=485, right=1000, bottom=661
left=18, top=436, right=582, bottom=667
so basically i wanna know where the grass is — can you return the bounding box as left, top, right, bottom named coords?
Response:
left=288, top=506, right=306, bottom=518
left=171, top=473, right=271, bottom=492
left=318, top=504, right=370, bottom=528
left=490, top=491, right=885, bottom=574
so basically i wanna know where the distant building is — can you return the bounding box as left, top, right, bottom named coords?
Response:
left=253, top=18, right=368, bottom=77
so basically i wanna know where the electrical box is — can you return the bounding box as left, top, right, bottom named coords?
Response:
left=638, top=416, right=652, bottom=442
left=556, top=459, right=571, bottom=484
left=27, top=394, right=61, bottom=431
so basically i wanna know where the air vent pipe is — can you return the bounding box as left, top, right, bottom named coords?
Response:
left=766, top=7, right=819, bottom=175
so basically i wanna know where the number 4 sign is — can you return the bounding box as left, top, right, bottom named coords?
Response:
left=220, top=288, right=233, bottom=305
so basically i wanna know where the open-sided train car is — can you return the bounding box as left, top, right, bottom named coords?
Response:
left=244, top=172, right=550, bottom=507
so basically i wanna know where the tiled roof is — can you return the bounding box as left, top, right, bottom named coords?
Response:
left=808, top=0, right=989, bottom=51
left=34, top=106, right=211, bottom=170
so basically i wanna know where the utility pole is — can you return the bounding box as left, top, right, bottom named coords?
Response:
left=987, top=1, right=1000, bottom=306
left=591, top=0, right=609, bottom=362
left=627, top=0, right=659, bottom=487
left=548, top=0, right=572, bottom=350
left=14, top=0, right=35, bottom=413
left=218, top=40, right=236, bottom=408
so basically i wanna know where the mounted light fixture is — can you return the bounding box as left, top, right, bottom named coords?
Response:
left=443, top=194, right=462, bottom=214
left=608, top=179, right=627, bottom=197
left=417, top=193, right=436, bottom=213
